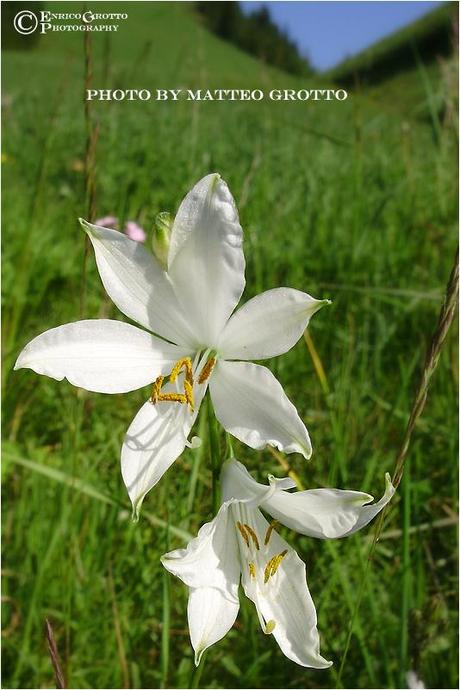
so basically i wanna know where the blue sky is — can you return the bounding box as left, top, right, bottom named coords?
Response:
left=241, top=1, right=444, bottom=70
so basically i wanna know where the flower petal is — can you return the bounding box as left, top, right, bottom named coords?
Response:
left=122, top=403, right=190, bottom=519
left=161, top=501, right=240, bottom=596
left=167, top=174, right=245, bottom=347
left=81, top=220, right=197, bottom=347
left=162, top=501, right=241, bottom=664
left=210, top=360, right=312, bottom=458
left=14, top=320, right=187, bottom=394
left=218, top=288, right=330, bottom=360
left=221, top=458, right=296, bottom=504
left=240, top=509, right=331, bottom=669
left=121, top=374, right=208, bottom=518
left=187, top=586, right=240, bottom=666
left=263, top=473, right=395, bottom=539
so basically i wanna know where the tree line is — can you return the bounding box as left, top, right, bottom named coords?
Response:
left=195, top=2, right=313, bottom=76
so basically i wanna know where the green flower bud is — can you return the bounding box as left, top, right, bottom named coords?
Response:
left=152, top=211, right=172, bottom=269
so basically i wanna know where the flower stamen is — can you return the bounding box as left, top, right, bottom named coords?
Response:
left=248, top=562, right=256, bottom=579
left=170, top=357, right=194, bottom=384
left=264, top=520, right=279, bottom=546
left=198, top=357, right=216, bottom=384
left=183, top=379, right=195, bottom=411
left=243, top=523, right=260, bottom=550
left=149, top=357, right=194, bottom=408
left=264, top=550, right=288, bottom=584
left=271, top=550, right=288, bottom=575
left=236, top=521, right=250, bottom=548
left=156, top=392, right=188, bottom=404
left=149, top=375, right=164, bottom=404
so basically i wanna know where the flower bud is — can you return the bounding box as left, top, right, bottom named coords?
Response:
left=152, top=211, right=172, bottom=269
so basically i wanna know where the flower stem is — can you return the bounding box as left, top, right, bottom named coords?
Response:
left=80, top=24, right=99, bottom=319
left=161, top=509, right=171, bottom=689
left=207, top=394, right=221, bottom=515
left=44, top=618, right=66, bottom=689
left=225, top=432, right=234, bottom=459
left=190, top=651, right=206, bottom=688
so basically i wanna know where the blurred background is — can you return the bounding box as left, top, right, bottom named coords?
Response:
left=2, top=2, right=458, bottom=688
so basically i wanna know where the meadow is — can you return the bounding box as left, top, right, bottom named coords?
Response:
left=2, top=3, right=458, bottom=688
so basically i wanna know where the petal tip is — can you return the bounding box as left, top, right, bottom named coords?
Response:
left=186, top=435, right=202, bottom=450
left=13, top=349, right=29, bottom=371
left=194, top=645, right=206, bottom=667
left=301, top=441, right=313, bottom=460
left=131, top=496, right=144, bottom=523
left=314, top=298, right=332, bottom=313
left=384, top=472, right=396, bottom=495
left=79, top=217, right=97, bottom=238
left=79, top=217, right=104, bottom=240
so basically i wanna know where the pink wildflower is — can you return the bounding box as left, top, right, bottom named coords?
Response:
left=95, top=215, right=119, bottom=229
left=124, top=221, right=146, bottom=243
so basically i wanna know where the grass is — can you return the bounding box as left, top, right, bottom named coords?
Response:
left=2, top=2, right=458, bottom=688
left=325, top=3, right=455, bottom=83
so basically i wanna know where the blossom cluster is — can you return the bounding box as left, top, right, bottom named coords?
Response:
left=15, top=174, right=394, bottom=669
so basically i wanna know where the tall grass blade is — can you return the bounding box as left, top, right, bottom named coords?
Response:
left=336, top=248, right=458, bottom=686
left=45, top=618, right=66, bottom=689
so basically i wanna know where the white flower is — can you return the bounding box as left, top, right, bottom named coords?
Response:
left=14, top=174, right=329, bottom=517
left=406, top=671, right=425, bottom=689
left=162, top=458, right=395, bottom=667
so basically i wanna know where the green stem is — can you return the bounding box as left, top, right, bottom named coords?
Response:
left=400, top=460, right=411, bottom=686
left=190, top=652, right=206, bottom=689
left=207, top=394, right=221, bottom=514
left=225, top=432, right=234, bottom=459
left=161, top=511, right=171, bottom=689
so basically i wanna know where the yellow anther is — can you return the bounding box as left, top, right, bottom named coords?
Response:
left=149, top=375, right=164, bottom=403
left=243, top=523, right=260, bottom=550
left=248, top=562, right=256, bottom=579
left=264, top=557, right=276, bottom=584
left=264, top=520, right=279, bottom=546
left=198, top=357, right=216, bottom=384
left=169, top=357, right=194, bottom=384
left=264, top=550, right=288, bottom=584
left=270, top=550, right=288, bottom=576
left=236, top=522, right=250, bottom=548
left=157, top=392, right=187, bottom=404
left=265, top=620, right=276, bottom=634
left=183, top=379, right=195, bottom=411
left=150, top=358, right=194, bottom=409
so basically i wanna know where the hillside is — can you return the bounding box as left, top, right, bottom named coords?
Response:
left=327, top=3, right=456, bottom=86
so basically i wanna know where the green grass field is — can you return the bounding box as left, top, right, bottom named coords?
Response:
left=325, top=3, right=454, bottom=83
left=2, top=3, right=458, bottom=688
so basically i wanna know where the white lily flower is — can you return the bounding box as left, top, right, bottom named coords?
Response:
left=162, top=458, right=395, bottom=667
left=14, top=174, right=329, bottom=517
